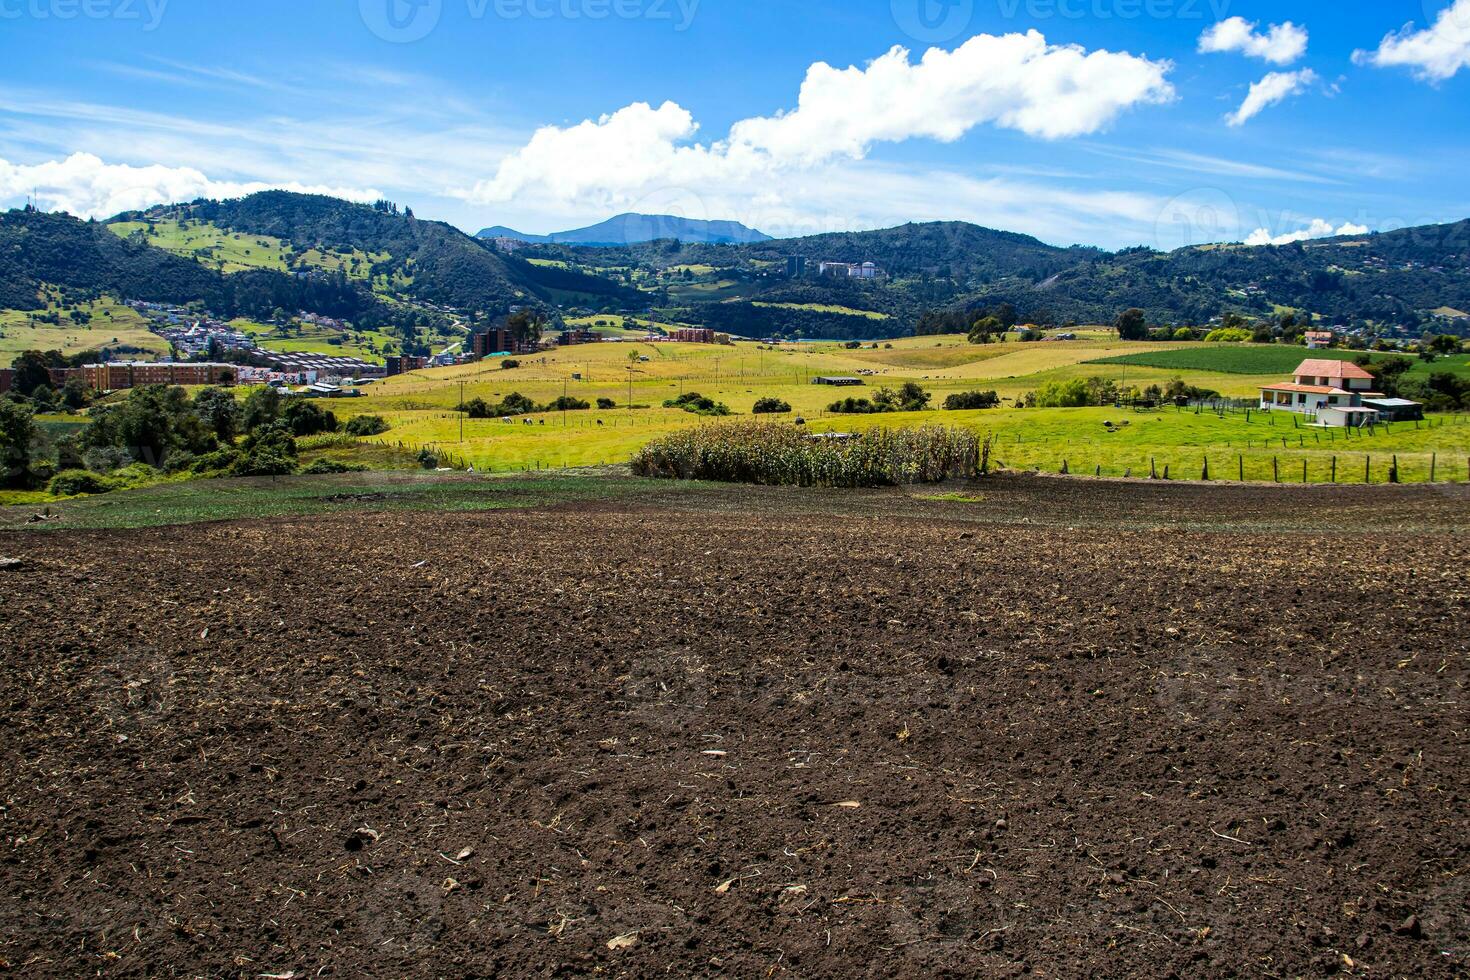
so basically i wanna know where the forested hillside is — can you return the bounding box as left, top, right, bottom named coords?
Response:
left=117, top=192, right=643, bottom=314
left=0, top=208, right=379, bottom=324
left=525, top=217, right=1470, bottom=339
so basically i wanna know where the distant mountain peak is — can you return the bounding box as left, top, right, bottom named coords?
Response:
left=478, top=213, right=771, bottom=247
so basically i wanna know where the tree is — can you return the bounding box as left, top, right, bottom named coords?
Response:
left=1114, top=308, right=1148, bottom=341
left=968, top=315, right=1003, bottom=345
left=241, top=385, right=283, bottom=432
left=10, top=350, right=55, bottom=397
left=752, top=397, right=792, bottom=414
left=283, top=400, right=339, bottom=437
left=1033, top=379, right=1089, bottom=407
left=507, top=309, right=546, bottom=348
left=1430, top=334, right=1462, bottom=355
left=0, top=401, right=36, bottom=488
left=61, top=377, right=92, bottom=411
left=194, top=387, right=240, bottom=443
left=345, top=414, right=391, bottom=436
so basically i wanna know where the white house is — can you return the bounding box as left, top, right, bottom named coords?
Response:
left=1259, top=359, right=1385, bottom=426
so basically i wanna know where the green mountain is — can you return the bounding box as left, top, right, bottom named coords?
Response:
left=0, top=207, right=380, bottom=326
left=118, top=192, right=644, bottom=314
left=8, top=191, right=1468, bottom=348
left=522, top=217, right=1470, bottom=339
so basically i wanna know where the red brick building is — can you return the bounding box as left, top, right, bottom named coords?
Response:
left=472, top=329, right=515, bottom=360
left=386, top=355, right=430, bottom=377
left=81, top=362, right=237, bottom=391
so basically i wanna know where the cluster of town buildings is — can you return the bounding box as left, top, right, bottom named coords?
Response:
left=817, top=261, right=884, bottom=279
left=780, top=256, right=885, bottom=280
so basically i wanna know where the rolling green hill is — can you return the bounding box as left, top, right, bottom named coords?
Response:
left=521, top=217, right=1470, bottom=340
left=115, top=193, right=644, bottom=316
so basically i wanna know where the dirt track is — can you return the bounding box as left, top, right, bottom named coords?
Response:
left=1, top=477, right=1467, bottom=977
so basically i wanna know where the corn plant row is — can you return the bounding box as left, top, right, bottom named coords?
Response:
left=631, top=421, right=989, bottom=488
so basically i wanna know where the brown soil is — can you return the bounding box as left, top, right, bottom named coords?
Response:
left=1, top=477, right=1467, bottom=977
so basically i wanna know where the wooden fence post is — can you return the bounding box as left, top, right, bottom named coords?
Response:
left=1202, top=456, right=1210, bottom=481
left=1303, top=459, right=1308, bottom=484
left=1273, top=456, right=1280, bottom=483
left=1431, top=453, right=1436, bottom=483
left=1331, top=456, right=1337, bottom=483
left=1365, top=455, right=1371, bottom=484
left=1239, top=455, right=1244, bottom=482
left=1390, top=455, right=1400, bottom=484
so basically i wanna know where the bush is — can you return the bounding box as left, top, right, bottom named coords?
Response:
left=547, top=396, right=591, bottom=412
left=417, top=448, right=439, bottom=469
left=944, top=390, right=1001, bottom=410
left=632, top=422, right=988, bottom=488
left=231, top=452, right=296, bottom=477
left=345, top=414, right=391, bottom=436
left=82, top=446, right=134, bottom=473
left=302, top=458, right=368, bottom=475
left=501, top=359, right=520, bottom=370
left=665, top=392, right=730, bottom=416
left=831, top=383, right=930, bottom=414
left=48, top=469, right=115, bottom=497
left=596, top=398, right=617, bottom=410
left=1204, top=327, right=1252, bottom=343
left=284, top=400, right=340, bottom=437
left=752, top=397, right=792, bottom=414
left=1033, top=379, right=1089, bottom=408
left=191, top=448, right=241, bottom=474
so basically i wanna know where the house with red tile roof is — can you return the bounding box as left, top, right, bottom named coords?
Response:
left=1258, top=359, right=1390, bottom=426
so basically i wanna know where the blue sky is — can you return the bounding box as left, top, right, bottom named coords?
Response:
left=1, top=0, right=1468, bottom=249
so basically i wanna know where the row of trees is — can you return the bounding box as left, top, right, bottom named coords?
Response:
left=1, top=382, right=393, bottom=491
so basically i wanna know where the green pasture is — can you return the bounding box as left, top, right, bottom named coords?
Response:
left=0, top=297, right=168, bottom=360
left=0, top=471, right=664, bottom=532
left=1093, top=345, right=1470, bottom=382
left=332, top=334, right=1470, bottom=484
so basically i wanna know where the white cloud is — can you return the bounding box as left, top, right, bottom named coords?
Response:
left=1199, top=17, right=1309, bottom=65
left=467, top=31, right=1174, bottom=208
left=1227, top=69, right=1319, bottom=127
left=0, top=152, right=380, bottom=219
left=1353, top=0, right=1470, bottom=81
left=1245, top=219, right=1368, bottom=246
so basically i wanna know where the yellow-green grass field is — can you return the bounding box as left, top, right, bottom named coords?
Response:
left=108, top=219, right=292, bottom=274
left=232, top=319, right=400, bottom=361
left=0, top=298, right=168, bottom=360
left=331, top=335, right=1470, bottom=483
left=107, top=219, right=386, bottom=282
left=750, top=302, right=890, bottom=320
